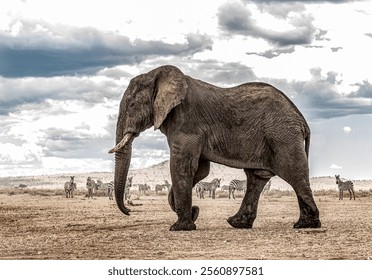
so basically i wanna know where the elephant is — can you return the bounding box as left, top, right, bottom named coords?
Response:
left=109, top=65, right=321, bottom=231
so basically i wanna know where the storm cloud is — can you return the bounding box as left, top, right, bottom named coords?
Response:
left=0, top=20, right=213, bottom=78
left=217, top=2, right=316, bottom=46
left=291, top=69, right=372, bottom=120
left=1, top=0, right=371, bottom=178
left=0, top=75, right=123, bottom=115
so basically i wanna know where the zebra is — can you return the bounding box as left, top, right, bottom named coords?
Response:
left=86, top=177, right=98, bottom=198
left=195, top=178, right=221, bottom=199
left=262, top=180, right=271, bottom=195
left=107, top=181, right=114, bottom=200
left=96, top=180, right=114, bottom=200
left=335, top=175, right=355, bottom=200
left=155, top=180, right=171, bottom=194
left=138, top=183, right=150, bottom=195
left=125, top=177, right=133, bottom=201
left=95, top=180, right=105, bottom=195
left=229, top=179, right=247, bottom=199
left=64, top=176, right=77, bottom=198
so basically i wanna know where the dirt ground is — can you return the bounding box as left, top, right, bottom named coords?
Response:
left=1, top=189, right=371, bottom=260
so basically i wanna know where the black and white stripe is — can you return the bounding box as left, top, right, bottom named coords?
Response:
left=155, top=180, right=171, bottom=194
left=64, top=176, right=76, bottom=198
left=195, top=178, right=221, bottom=199
left=97, top=180, right=114, bottom=200
left=228, top=179, right=246, bottom=199
left=106, top=181, right=114, bottom=200
left=125, top=177, right=133, bottom=200
left=335, top=175, right=355, bottom=200
left=86, top=177, right=97, bottom=198
left=138, top=183, right=150, bottom=194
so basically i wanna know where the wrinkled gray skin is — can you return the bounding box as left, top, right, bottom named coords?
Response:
left=109, top=65, right=321, bottom=231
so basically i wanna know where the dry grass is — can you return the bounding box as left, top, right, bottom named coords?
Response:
left=1, top=187, right=371, bottom=198
left=1, top=187, right=372, bottom=260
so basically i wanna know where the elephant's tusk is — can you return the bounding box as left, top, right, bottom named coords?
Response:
left=108, top=133, right=133, bottom=153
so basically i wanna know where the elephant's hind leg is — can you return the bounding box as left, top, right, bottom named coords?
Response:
left=283, top=160, right=321, bottom=228
left=293, top=187, right=321, bottom=229
left=291, top=179, right=321, bottom=228
left=227, top=169, right=270, bottom=229
left=273, top=144, right=321, bottom=228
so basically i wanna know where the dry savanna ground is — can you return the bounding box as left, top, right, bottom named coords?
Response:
left=1, top=187, right=372, bottom=260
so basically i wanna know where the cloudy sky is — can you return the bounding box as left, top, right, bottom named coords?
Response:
left=1, top=0, right=371, bottom=179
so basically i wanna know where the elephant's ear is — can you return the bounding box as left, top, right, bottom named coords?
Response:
left=153, top=66, right=188, bottom=129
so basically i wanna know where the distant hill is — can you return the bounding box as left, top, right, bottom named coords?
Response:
left=1, top=160, right=371, bottom=191
left=128, top=160, right=248, bottom=188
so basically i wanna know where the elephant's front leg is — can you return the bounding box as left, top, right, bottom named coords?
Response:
left=227, top=170, right=270, bottom=229
left=168, top=149, right=202, bottom=231
left=168, top=180, right=199, bottom=231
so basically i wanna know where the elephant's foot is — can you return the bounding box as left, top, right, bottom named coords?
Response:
left=170, top=220, right=196, bottom=231
left=169, top=206, right=198, bottom=231
left=227, top=214, right=255, bottom=229
left=294, top=218, right=321, bottom=229
left=191, top=206, right=199, bottom=222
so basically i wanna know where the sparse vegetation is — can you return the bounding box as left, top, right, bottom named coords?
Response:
left=357, top=189, right=372, bottom=197
left=1, top=187, right=371, bottom=198
left=313, top=189, right=338, bottom=197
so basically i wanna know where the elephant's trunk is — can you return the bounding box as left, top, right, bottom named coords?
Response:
left=110, top=133, right=135, bottom=216
left=114, top=145, right=132, bottom=215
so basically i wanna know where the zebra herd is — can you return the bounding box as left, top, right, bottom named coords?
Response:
left=63, top=177, right=170, bottom=200
left=195, top=175, right=357, bottom=201
left=195, top=179, right=221, bottom=199
left=195, top=178, right=271, bottom=199
left=64, top=174, right=356, bottom=201
left=85, top=177, right=115, bottom=199
left=64, top=176, right=271, bottom=200
left=63, top=176, right=114, bottom=199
